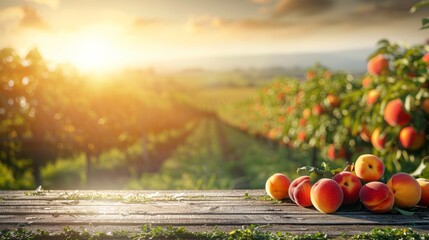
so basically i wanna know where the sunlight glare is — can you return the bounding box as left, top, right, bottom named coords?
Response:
left=69, top=34, right=117, bottom=73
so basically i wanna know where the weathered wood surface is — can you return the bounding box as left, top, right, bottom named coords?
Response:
left=1, top=190, right=429, bottom=235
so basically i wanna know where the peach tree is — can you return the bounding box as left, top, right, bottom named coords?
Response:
left=342, top=40, right=429, bottom=174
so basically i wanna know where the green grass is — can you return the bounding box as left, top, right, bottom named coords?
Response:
left=125, top=116, right=319, bottom=190
left=1, top=226, right=428, bottom=240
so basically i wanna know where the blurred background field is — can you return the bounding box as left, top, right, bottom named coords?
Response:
left=0, top=0, right=428, bottom=190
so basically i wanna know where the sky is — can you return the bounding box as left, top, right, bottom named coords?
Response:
left=0, top=0, right=427, bottom=73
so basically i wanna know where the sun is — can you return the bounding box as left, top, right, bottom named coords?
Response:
left=68, top=34, right=119, bottom=73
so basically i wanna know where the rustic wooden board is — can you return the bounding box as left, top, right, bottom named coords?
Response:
left=1, top=190, right=429, bottom=235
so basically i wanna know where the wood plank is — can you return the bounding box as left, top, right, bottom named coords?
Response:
left=0, top=190, right=266, bottom=199
left=0, top=212, right=428, bottom=225
left=1, top=224, right=425, bottom=236
left=0, top=203, right=428, bottom=217
left=1, top=190, right=429, bottom=236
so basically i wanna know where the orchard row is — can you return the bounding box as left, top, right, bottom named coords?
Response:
left=218, top=40, right=429, bottom=174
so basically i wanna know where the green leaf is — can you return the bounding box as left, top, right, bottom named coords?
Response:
left=412, top=110, right=426, bottom=131
left=393, top=207, right=415, bottom=216
left=410, top=156, right=429, bottom=177
left=410, top=0, right=429, bottom=13
left=321, top=162, right=331, bottom=172
left=297, top=166, right=314, bottom=175
left=309, top=172, right=322, bottom=185
left=323, top=171, right=333, bottom=179
left=420, top=18, right=429, bottom=30
left=377, top=39, right=390, bottom=47
left=404, top=95, right=413, bottom=112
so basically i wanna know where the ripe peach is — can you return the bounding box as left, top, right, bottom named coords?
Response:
left=265, top=173, right=291, bottom=200
left=333, top=172, right=362, bottom=205
left=383, top=98, right=411, bottom=127
left=362, top=76, right=372, bottom=88
left=268, top=127, right=282, bottom=140
left=360, top=125, right=371, bottom=143
left=306, top=70, right=315, bottom=80
left=423, top=53, right=429, bottom=65
left=299, top=118, right=307, bottom=127
left=417, top=178, right=429, bottom=207
left=326, top=144, right=347, bottom=161
left=354, top=154, right=384, bottom=182
left=399, top=126, right=425, bottom=150
left=289, top=176, right=312, bottom=207
left=326, top=94, right=340, bottom=108
left=359, top=181, right=394, bottom=213
left=366, top=89, right=380, bottom=105
left=370, top=128, right=386, bottom=151
left=310, top=178, right=343, bottom=213
left=387, top=172, right=421, bottom=208
left=324, top=71, right=332, bottom=78
left=297, top=131, right=306, bottom=142
left=367, top=54, right=389, bottom=75
left=312, top=104, right=325, bottom=116
left=303, top=108, right=311, bottom=119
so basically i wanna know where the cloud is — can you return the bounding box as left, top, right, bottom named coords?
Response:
left=273, top=0, right=335, bottom=17
left=186, top=15, right=292, bottom=33
left=251, top=0, right=272, bottom=4
left=0, top=5, right=49, bottom=32
left=0, top=6, right=23, bottom=23
left=133, top=18, right=162, bottom=28
left=19, top=5, right=49, bottom=29
left=354, top=0, right=420, bottom=17
left=25, top=0, right=60, bottom=9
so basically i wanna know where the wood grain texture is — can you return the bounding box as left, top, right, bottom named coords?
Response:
left=1, top=190, right=428, bottom=235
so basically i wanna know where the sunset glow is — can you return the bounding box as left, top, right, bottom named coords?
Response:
left=0, top=0, right=427, bottom=72
left=68, top=35, right=115, bottom=72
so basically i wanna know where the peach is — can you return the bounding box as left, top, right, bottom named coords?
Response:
left=299, top=118, right=307, bottom=127
left=360, top=125, right=371, bottom=143
left=423, top=53, right=429, bottom=65
left=310, top=178, right=343, bottom=213
left=268, top=127, right=282, bottom=140
left=387, top=172, right=421, bottom=208
left=383, top=98, right=411, bottom=127
left=303, top=108, right=311, bottom=119
left=306, top=70, right=315, bottom=80
left=324, top=71, right=332, bottom=78
left=312, top=104, right=325, bottom=116
left=265, top=173, right=291, bottom=200
left=297, top=131, right=306, bottom=142
left=359, top=181, right=394, bottom=213
left=417, top=178, right=429, bottom=207
left=362, top=76, right=372, bottom=88
left=333, top=172, right=362, bottom=205
left=354, top=154, right=384, bottom=182
left=370, top=128, right=386, bottom=151
left=326, top=94, right=340, bottom=108
left=366, top=89, right=380, bottom=105
left=367, top=54, right=389, bottom=75
left=399, top=126, right=425, bottom=150
left=289, top=176, right=312, bottom=207
left=326, top=144, right=347, bottom=161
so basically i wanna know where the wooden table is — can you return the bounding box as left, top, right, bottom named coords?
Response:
left=1, top=190, right=429, bottom=236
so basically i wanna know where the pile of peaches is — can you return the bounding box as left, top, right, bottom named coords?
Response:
left=265, top=154, right=429, bottom=214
